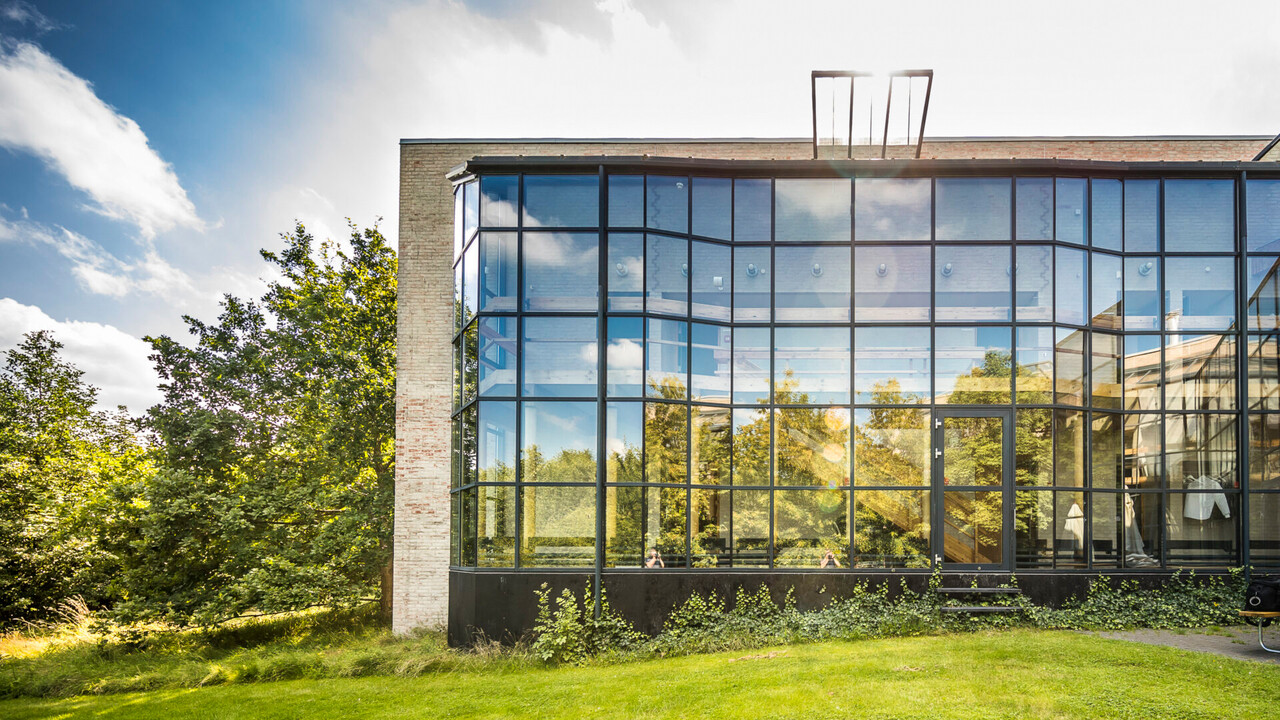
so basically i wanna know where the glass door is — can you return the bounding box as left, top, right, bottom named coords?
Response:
left=933, top=409, right=1014, bottom=570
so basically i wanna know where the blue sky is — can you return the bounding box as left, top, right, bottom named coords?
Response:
left=0, top=0, right=1277, bottom=411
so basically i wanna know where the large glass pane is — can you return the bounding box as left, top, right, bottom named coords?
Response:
left=464, top=181, right=479, bottom=243
left=1125, top=179, right=1160, bottom=252
left=480, top=175, right=518, bottom=228
left=606, top=317, right=642, bottom=397
left=461, top=405, right=477, bottom=486
left=522, top=317, right=597, bottom=397
left=460, top=487, right=476, bottom=566
left=733, top=245, right=771, bottom=322
left=454, top=260, right=463, bottom=333
left=1123, top=334, right=1161, bottom=411
left=450, top=492, right=461, bottom=566
left=477, top=484, right=516, bottom=567
left=691, top=405, right=731, bottom=485
left=463, top=242, right=478, bottom=323
left=1091, top=332, right=1121, bottom=409
left=1090, top=252, right=1122, bottom=330
left=606, top=401, right=642, bottom=484
left=936, top=177, right=1011, bottom=241
left=935, top=326, right=1012, bottom=404
left=1165, top=334, right=1236, bottom=411
left=1054, top=490, right=1087, bottom=567
left=692, top=177, right=731, bottom=239
left=1166, top=413, right=1237, bottom=491
left=853, top=489, right=930, bottom=568
left=942, top=491, right=1003, bottom=565
left=478, top=401, right=516, bottom=485
left=1248, top=179, right=1280, bottom=252
left=1250, top=493, right=1280, bottom=567
left=855, top=178, right=931, bottom=241
left=520, top=486, right=596, bottom=567
left=608, top=175, right=643, bottom=227
left=855, top=327, right=930, bottom=404
left=1054, top=409, right=1085, bottom=488
left=523, top=232, right=598, bottom=312
left=691, top=240, right=730, bottom=321
left=1091, top=179, right=1122, bottom=251
left=1126, top=493, right=1166, bottom=567
left=732, top=408, right=770, bottom=486
left=1056, top=178, right=1087, bottom=245
left=521, top=401, right=597, bottom=483
left=1054, top=328, right=1085, bottom=405
left=1015, top=245, right=1053, bottom=322
left=1165, top=257, right=1236, bottom=331
left=853, top=408, right=930, bottom=487
left=854, top=245, right=931, bottom=322
left=943, top=416, right=1003, bottom=487
left=607, top=233, right=643, bottom=312
left=1246, top=255, right=1280, bottom=330
left=732, top=327, right=770, bottom=404
left=1090, top=492, right=1121, bottom=567
left=478, top=316, right=516, bottom=397
left=646, top=235, right=688, bottom=316
left=647, top=175, right=688, bottom=234
left=732, top=489, right=770, bottom=566
left=1015, top=409, right=1052, bottom=487
left=478, top=232, right=517, bottom=312
left=1164, top=179, right=1234, bottom=252
left=1055, top=246, right=1087, bottom=325
left=453, top=185, right=464, bottom=260
left=775, top=246, right=851, bottom=322
left=1015, top=177, right=1053, bottom=241
left=935, top=245, right=1011, bottom=321
left=1125, top=413, right=1163, bottom=490
left=1166, top=492, right=1238, bottom=567
left=605, top=486, right=687, bottom=567
left=1015, top=490, right=1054, bottom=568
left=774, top=408, right=850, bottom=488
left=691, top=488, right=729, bottom=566
left=1015, top=327, right=1053, bottom=403
left=1250, top=414, right=1280, bottom=490
left=645, top=400, right=688, bottom=484
left=1092, top=411, right=1123, bottom=489
left=523, top=175, right=598, bottom=228
left=774, top=326, right=851, bottom=404
left=774, top=178, right=850, bottom=242
left=1124, top=256, right=1160, bottom=331
left=646, top=318, right=687, bottom=399
left=733, top=179, right=771, bottom=242
left=690, top=323, right=731, bottom=403
left=1249, top=334, right=1280, bottom=410
left=774, top=489, right=849, bottom=567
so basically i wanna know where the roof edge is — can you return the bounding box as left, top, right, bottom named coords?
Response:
left=404, top=134, right=1275, bottom=145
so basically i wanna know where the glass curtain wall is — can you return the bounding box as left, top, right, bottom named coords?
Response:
left=450, top=170, right=1268, bottom=571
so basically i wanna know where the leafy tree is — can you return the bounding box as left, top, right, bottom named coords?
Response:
left=112, top=222, right=396, bottom=625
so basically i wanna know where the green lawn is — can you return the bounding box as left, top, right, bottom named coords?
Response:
left=3, top=630, right=1277, bottom=720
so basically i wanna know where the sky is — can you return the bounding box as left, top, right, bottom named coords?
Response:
left=0, top=0, right=1278, bottom=412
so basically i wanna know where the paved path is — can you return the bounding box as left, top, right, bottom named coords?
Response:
left=1090, top=625, right=1280, bottom=665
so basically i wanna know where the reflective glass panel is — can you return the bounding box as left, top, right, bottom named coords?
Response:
left=523, top=232, right=598, bottom=312
left=1091, top=332, right=1121, bottom=409
left=1165, top=334, right=1236, bottom=411
left=520, top=486, right=596, bottom=567
left=855, top=178, right=931, bottom=241
left=1016, top=245, right=1053, bottom=322
left=1125, top=413, right=1163, bottom=490
left=942, top=416, right=1003, bottom=487
left=605, top=486, right=687, bottom=568
left=478, top=232, right=517, bottom=312
left=774, top=408, right=850, bottom=488
left=941, top=490, right=1003, bottom=565
left=853, top=489, right=930, bottom=568
left=450, top=492, right=461, bottom=565
left=1015, top=409, right=1052, bottom=487
left=1248, top=179, right=1280, bottom=252
left=1249, top=334, right=1280, bottom=410
left=1092, top=411, right=1122, bottom=490
left=774, top=489, right=849, bottom=567
left=732, top=489, right=771, bottom=566
left=645, top=401, right=688, bottom=483
left=606, top=317, right=642, bottom=397
left=1165, top=257, right=1235, bottom=331
left=935, top=326, right=1012, bottom=404
left=732, top=327, right=770, bottom=404
left=606, top=401, right=642, bottom=484
left=1015, top=177, right=1053, bottom=241
left=478, top=316, right=516, bottom=397
left=1091, top=252, right=1122, bottom=330
left=1124, top=492, right=1164, bottom=567
left=646, top=318, right=687, bottom=399
left=1054, top=328, right=1085, bottom=406
left=522, top=317, right=597, bottom=397
left=1123, top=334, right=1162, bottom=411
left=853, top=408, right=930, bottom=487
left=454, top=186, right=464, bottom=260
left=1246, top=255, right=1280, bottom=330
left=1249, top=413, right=1280, bottom=490
left=462, top=322, right=479, bottom=404
left=1091, top=179, right=1122, bottom=251
left=734, top=245, right=771, bottom=322
left=1054, top=491, right=1088, bottom=567
left=854, top=245, right=931, bottom=322
left=520, top=401, right=597, bottom=483
left=775, top=179, right=850, bottom=242
left=1166, top=492, right=1238, bottom=567
left=462, top=405, right=477, bottom=486
left=463, top=241, right=478, bottom=323
left=523, top=175, right=598, bottom=228
left=460, top=487, right=476, bottom=565
left=1090, top=492, right=1121, bottom=567
left=1124, top=256, right=1160, bottom=331
left=734, top=179, right=771, bottom=242
left=608, top=175, right=643, bottom=227
left=935, top=245, right=1011, bottom=321
left=691, top=240, right=731, bottom=321
left=935, top=177, right=1011, bottom=241
left=774, top=326, right=851, bottom=404
left=1250, top=493, right=1280, bottom=567
left=1055, top=246, right=1087, bottom=325
left=647, top=175, right=688, bottom=233
left=1165, top=413, right=1237, bottom=490
left=692, top=177, right=731, bottom=239
left=732, top=408, right=771, bottom=486
left=1164, top=179, right=1234, bottom=252
left=607, top=233, right=643, bottom=312
left=480, top=175, right=518, bottom=227
left=477, top=484, right=516, bottom=567
left=690, top=323, right=731, bottom=403
left=691, top=405, right=731, bottom=485
left=646, top=234, right=688, bottom=316
left=1015, top=327, right=1053, bottom=404
left=691, top=488, right=730, bottom=566
left=1015, top=490, right=1054, bottom=568
left=855, top=326, right=930, bottom=404
left=464, top=181, right=479, bottom=242
left=775, top=246, right=851, bottom=322
left=1125, top=179, right=1160, bottom=252
left=1056, top=178, right=1087, bottom=244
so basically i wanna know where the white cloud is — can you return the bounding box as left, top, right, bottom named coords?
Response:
left=0, top=40, right=202, bottom=238
left=0, top=297, right=162, bottom=412
left=0, top=1, right=62, bottom=34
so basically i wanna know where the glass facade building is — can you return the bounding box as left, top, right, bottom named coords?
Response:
left=448, top=163, right=1280, bottom=574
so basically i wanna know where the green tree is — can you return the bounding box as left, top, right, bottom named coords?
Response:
left=112, top=222, right=396, bottom=625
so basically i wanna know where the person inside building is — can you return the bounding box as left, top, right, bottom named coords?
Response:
left=644, top=548, right=665, bottom=568
left=819, top=549, right=842, bottom=569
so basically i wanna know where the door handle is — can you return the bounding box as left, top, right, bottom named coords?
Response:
left=935, top=449, right=942, bottom=459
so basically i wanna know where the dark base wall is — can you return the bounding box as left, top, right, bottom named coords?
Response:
left=447, top=569, right=1236, bottom=646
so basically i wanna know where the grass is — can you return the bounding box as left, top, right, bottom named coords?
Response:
left=1, top=630, right=1277, bottom=719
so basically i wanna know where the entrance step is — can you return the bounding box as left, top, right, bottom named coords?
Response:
left=936, top=587, right=1021, bottom=596
left=940, top=606, right=1023, bottom=614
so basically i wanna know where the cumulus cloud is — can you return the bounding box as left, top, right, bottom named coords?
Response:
left=0, top=40, right=201, bottom=238
left=0, top=297, right=162, bottom=412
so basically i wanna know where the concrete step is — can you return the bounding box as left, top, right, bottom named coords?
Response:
left=940, top=605, right=1023, bottom=614
left=936, top=587, right=1022, bottom=596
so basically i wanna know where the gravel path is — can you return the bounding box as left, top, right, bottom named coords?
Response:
left=1090, top=625, right=1280, bottom=665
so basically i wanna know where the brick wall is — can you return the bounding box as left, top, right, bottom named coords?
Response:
left=393, top=135, right=1272, bottom=634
